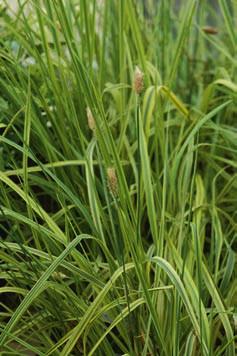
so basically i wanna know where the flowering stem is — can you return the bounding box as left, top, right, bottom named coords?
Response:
left=136, top=94, right=141, bottom=243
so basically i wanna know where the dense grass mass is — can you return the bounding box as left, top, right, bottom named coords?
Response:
left=0, top=0, right=236, bottom=355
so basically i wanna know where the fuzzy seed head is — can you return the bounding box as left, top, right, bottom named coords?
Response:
left=86, top=107, right=96, bottom=131
left=107, top=167, right=118, bottom=197
left=133, top=66, right=144, bottom=94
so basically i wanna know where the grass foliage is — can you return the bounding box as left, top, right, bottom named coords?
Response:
left=0, top=0, right=236, bottom=355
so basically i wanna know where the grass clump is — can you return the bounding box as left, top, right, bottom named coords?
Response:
left=0, top=0, right=236, bottom=355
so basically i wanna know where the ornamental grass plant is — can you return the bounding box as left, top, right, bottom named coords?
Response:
left=0, top=1, right=236, bottom=355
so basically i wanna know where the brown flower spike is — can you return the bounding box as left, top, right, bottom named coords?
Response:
left=133, top=66, right=144, bottom=95
left=107, top=167, right=118, bottom=197
left=86, top=107, right=96, bottom=131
